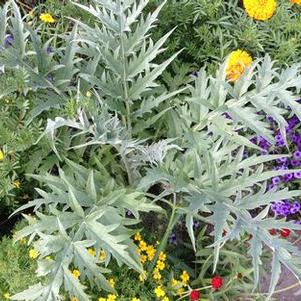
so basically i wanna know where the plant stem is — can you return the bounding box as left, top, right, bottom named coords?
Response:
left=148, top=194, right=180, bottom=273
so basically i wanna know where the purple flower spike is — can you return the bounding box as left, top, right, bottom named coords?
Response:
left=290, top=202, right=301, bottom=214
left=291, top=159, right=300, bottom=167
left=294, top=171, right=301, bottom=179
left=283, top=173, right=293, bottom=182
left=294, top=151, right=301, bottom=160
left=272, top=177, right=281, bottom=185
left=46, top=46, right=53, bottom=54
left=168, top=233, right=177, bottom=245
left=268, top=184, right=278, bottom=191
left=276, top=157, right=287, bottom=164
left=4, top=34, right=14, bottom=47
left=267, top=116, right=274, bottom=123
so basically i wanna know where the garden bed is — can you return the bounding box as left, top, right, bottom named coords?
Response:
left=2, top=0, right=301, bottom=300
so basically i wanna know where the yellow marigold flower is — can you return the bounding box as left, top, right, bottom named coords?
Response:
left=72, top=269, right=81, bottom=279
left=29, top=248, right=39, bottom=259
left=158, top=251, right=166, bottom=262
left=152, top=268, right=162, bottom=281
left=87, top=248, right=96, bottom=257
left=146, top=245, right=156, bottom=261
left=226, top=49, right=253, bottom=82
left=171, top=278, right=179, bottom=287
left=140, top=254, right=147, bottom=264
left=177, top=288, right=184, bottom=296
left=107, top=294, right=117, bottom=301
left=109, top=278, right=115, bottom=288
left=180, top=270, right=189, bottom=286
left=0, top=149, right=4, bottom=161
left=71, top=298, right=78, bottom=301
left=291, top=0, right=301, bottom=5
left=154, top=286, right=165, bottom=298
left=243, top=0, right=276, bottom=21
left=12, top=180, right=21, bottom=188
left=139, top=240, right=147, bottom=251
left=39, top=13, right=55, bottom=23
left=99, top=250, right=106, bottom=261
left=4, top=292, right=10, bottom=299
left=98, top=298, right=106, bottom=301
left=156, top=260, right=165, bottom=271
left=131, top=298, right=140, bottom=301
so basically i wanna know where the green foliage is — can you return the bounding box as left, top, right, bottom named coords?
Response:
left=148, top=0, right=301, bottom=70
left=0, top=228, right=37, bottom=299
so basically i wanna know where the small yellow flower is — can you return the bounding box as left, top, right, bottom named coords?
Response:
left=98, top=298, right=106, bottom=301
left=72, top=269, right=81, bottom=279
left=4, top=293, right=10, bottom=299
left=162, top=297, right=169, bottom=301
left=226, top=49, right=253, bottom=82
left=158, top=251, right=166, bottom=262
left=176, top=288, right=184, bottom=296
left=99, top=250, right=106, bottom=261
left=70, top=298, right=78, bottom=301
left=107, top=294, right=117, bottom=301
left=134, top=232, right=142, bottom=241
left=0, top=149, right=4, bottom=161
left=156, top=260, right=165, bottom=271
left=86, top=91, right=92, bottom=97
left=171, top=278, right=179, bottom=287
left=131, top=298, right=140, bottom=301
left=12, top=180, right=21, bottom=188
left=243, top=0, right=276, bottom=21
left=29, top=248, right=39, bottom=259
left=291, top=0, right=301, bottom=5
left=139, top=271, right=147, bottom=282
left=138, top=240, right=147, bottom=251
left=146, top=245, right=156, bottom=261
left=154, top=286, right=165, bottom=298
left=87, top=248, right=96, bottom=257
left=46, top=256, right=52, bottom=260
left=152, top=268, right=162, bottom=281
left=39, top=13, right=55, bottom=24
left=180, top=270, right=189, bottom=286
left=140, top=254, right=147, bottom=264
left=20, top=238, right=27, bottom=245
left=109, top=278, right=115, bottom=288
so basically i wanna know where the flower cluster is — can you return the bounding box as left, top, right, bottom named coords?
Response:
left=271, top=200, right=301, bottom=217
left=243, top=0, right=277, bottom=21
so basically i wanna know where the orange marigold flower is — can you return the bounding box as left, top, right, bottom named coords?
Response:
left=291, top=0, right=301, bottom=5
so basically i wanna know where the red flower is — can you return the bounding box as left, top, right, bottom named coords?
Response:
left=189, top=290, right=200, bottom=301
left=269, top=229, right=277, bottom=235
left=280, top=228, right=291, bottom=238
left=211, top=276, right=223, bottom=290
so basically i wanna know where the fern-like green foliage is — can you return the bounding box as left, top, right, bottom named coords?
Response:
left=148, top=0, right=301, bottom=70
left=11, top=159, right=161, bottom=301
